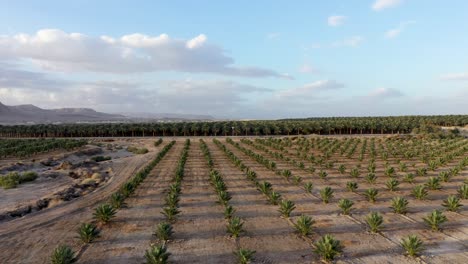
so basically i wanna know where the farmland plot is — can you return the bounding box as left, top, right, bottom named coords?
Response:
left=0, top=136, right=467, bottom=263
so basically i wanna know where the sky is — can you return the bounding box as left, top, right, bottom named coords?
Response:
left=0, top=0, right=467, bottom=119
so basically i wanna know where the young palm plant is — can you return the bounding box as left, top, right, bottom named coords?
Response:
left=320, top=187, right=334, bottom=204
left=439, top=171, right=451, bottom=182
left=386, top=178, right=400, bottom=191
left=278, top=199, right=296, bottom=217
left=350, top=167, right=360, bottom=178
left=338, top=198, right=354, bottom=215
left=161, top=206, right=180, bottom=222
left=314, top=234, right=343, bottom=262
left=224, top=205, right=236, bottom=219
left=258, top=181, right=272, bottom=195
left=293, top=215, right=315, bottom=236
left=304, top=182, right=313, bottom=194
left=227, top=216, right=245, bottom=238
left=145, top=244, right=171, bottom=264
left=412, top=185, right=428, bottom=200
left=51, top=245, right=76, bottom=264
left=364, top=188, right=379, bottom=203
left=319, top=170, right=328, bottom=180
left=366, top=212, right=383, bottom=233
left=293, top=175, right=303, bottom=185
left=282, top=169, right=292, bottom=181
left=338, top=164, right=346, bottom=174
left=78, top=223, right=100, bottom=243
left=365, top=173, right=377, bottom=184
left=425, top=177, right=441, bottom=190
left=400, top=235, right=424, bottom=257
left=403, top=173, right=415, bottom=184
left=384, top=166, right=396, bottom=177
left=217, top=190, right=232, bottom=206
left=234, top=248, right=256, bottom=264
left=93, top=204, right=116, bottom=224
left=457, top=184, right=468, bottom=199
left=442, top=195, right=462, bottom=212
left=346, top=181, right=358, bottom=192
left=423, top=210, right=447, bottom=231
left=268, top=191, right=282, bottom=205
left=390, top=197, right=409, bottom=214
left=110, top=192, right=126, bottom=209
left=154, top=222, right=173, bottom=242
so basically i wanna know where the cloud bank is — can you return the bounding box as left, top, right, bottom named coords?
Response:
left=0, top=29, right=288, bottom=78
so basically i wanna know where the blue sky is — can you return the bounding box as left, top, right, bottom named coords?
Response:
left=0, top=0, right=467, bottom=119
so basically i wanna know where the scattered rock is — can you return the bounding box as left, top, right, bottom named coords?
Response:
left=57, top=161, right=73, bottom=170
left=9, top=205, right=32, bottom=217
left=75, top=147, right=103, bottom=157
left=40, top=158, right=58, bottom=167
left=80, top=178, right=97, bottom=187
left=36, top=198, right=50, bottom=210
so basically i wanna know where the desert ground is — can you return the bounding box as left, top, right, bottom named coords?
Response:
left=0, top=135, right=467, bottom=264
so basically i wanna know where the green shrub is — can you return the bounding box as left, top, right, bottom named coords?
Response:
left=145, top=244, right=170, bottom=264
left=400, top=235, right=424, bottom=257
left=78, top=223, right=100, bottom=243
left=154, top=222, right=173, bottom=241
left=442, top=195, right=462, bottom=212
left=346, top=181, right=358, bottom=192
left=0, top=172, right=20, bottom=189
left=293, top=215, right=315, bottom=236
left=338, top=199, right=354, bottom=215
left=278, top=200, right=296, bottom=217
left=20, top=171, right=38, bottom=183
left=51, top=245, right=76, bottom=264
left=93, top=204, right=116, bottom=224
left=127, top=146, right=149, bottom=154
left=227, top=216, right=245, bottom=238
left=364, top=188, right=379, bottom=203
left=314, top=234, right=343, bottom=261
left=390, top=197, right=409, bottom=214
left=423, top=210, right=447, bottom=231
left=234, top=248, right=255, bottom=264
left=366, top=212, right=383, bottom=233
left=320, top=187, right=334, bottom=203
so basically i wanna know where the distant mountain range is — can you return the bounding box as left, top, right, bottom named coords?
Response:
left=0, top=102, right=214, bottom=124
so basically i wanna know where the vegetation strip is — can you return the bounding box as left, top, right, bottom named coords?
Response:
left=199, top=139, right=255, bottom=263
left=1, top=115, right=467, bottom=138
left=50, top=140, right=176, bottom=263
left=144, top=139, right=190, bottom=264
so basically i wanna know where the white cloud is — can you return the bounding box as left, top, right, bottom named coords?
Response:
left=367, top=87, right=404, bottom=98
left=186, top=34, right=207, bottom=49
left=332, top=36, right=364, bottom=47
left=385, top=21, right=415, bottom=39
left=327, top=15, right=347, bottom=27
left=0, top=29, right=288, bottom=78
left=298, top=63, right=318, bottom=74
left=266, top=32, right=281, bottom=39
left=372, top=0, right=403, bottom=11
left=276, top=80, right=344, bottom=98
left=440, top=72, right=468, bottom=81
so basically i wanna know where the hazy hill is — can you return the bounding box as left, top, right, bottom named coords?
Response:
left=0, top=102, right=215, bottom=124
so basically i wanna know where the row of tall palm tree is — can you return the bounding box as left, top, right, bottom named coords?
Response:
left=2, top=115, right=467, bottom=138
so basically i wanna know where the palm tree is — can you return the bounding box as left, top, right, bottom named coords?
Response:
left=390, top=197, right=409, bottom=214
left=366, top=212, right=383, bottom=233
left=314, top=234, right=343, bottom=261
left=400, top=235, right=424, bottom=257
left=293, top=215, right=315, bottom=236
left=442, top=195, right=462, bottom=212
left=423, top=210, right=447, bottom=231
left=320, top=187, right=334, bottom=203
left=338, top=199, right=354, bottom=215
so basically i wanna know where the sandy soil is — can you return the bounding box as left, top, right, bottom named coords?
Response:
left=0, top=140, right=158, bottom=263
